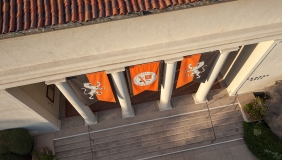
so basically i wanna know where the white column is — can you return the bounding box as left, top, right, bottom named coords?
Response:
left=193, top=47, right=239, bottom=104
left=107, top=68, right=135, bottom=118
left=46, top=79, right=97, bottom=125
left=158, top=57, right=183, bottom=111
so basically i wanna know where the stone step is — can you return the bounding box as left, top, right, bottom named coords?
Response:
left=213, top=115, right=243, bottom=127
left=119, top=131, right=243, bottom=160
left=153, top=138, right=246, bottom=160
left=129, top=134, right=244, bottom=160
left=53, top=96, right=238, bottom=140
left=95, top=127, right=243, bottom=159
left=91, top=127, right=244, bottom=160
left=55, top=111, right=241, bottom=155
left=54, top=106, right=240, bottom=147
left=54, top=111, right=242, bottom=154
left=57, top=132, right=215, bottom=160
left=55, top=115, right=243, bottom=155
left=55, top=120, right=211, bottom=153
left=57, top=128, right=243, bottom=160
left=214, top=120, right=243, bottom=132
left=55, top=116, right=243, bottom=160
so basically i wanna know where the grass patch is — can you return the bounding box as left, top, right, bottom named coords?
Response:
left=243, top=121, right=282, bottom=160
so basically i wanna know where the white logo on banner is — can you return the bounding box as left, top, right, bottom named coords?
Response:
left=185, top=61, right=207, bottom=79
left=133, top=72, right=157, bottom=86
left=81, top=81, right=105, bottom=99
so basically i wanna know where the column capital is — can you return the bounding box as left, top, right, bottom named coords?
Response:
left=45, top=78, right=66, bottom=85
left=106, top=68, right=125, bottom=74
left=164, top=57, right=183, bottom=63
left=220, top=47, right=239, bottom=55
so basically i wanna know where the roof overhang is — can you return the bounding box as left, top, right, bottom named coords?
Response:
left=1, top=0, right=282, bottom=89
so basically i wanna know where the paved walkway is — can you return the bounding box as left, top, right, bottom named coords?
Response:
left=154, top=139, right=257, bottom=160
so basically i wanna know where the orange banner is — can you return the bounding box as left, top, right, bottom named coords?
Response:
left=176, top=54, right=201, bottom=88
left=86, top=71, right=116, bottom=103
left=129, top=61, right=160, bottom=95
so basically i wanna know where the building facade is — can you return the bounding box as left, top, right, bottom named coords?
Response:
left=1, top=0, right=282, bottom=135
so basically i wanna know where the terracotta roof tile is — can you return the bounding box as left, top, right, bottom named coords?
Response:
left=51, top=0, right=58, bottom=25
left=64, top=0, right=71, bottom=22
left=58, top=0, right=64, bottom=23
left=105, top=0, right=110, bottom=17
left=144, top=0, right=150, bottom=10
left=110, top=0, right=117, bottom=15
left=97, top=0, right=104, bottom=18
left=0, top=1, right=2, bottom=31
left=0, top=0, right=204, bottom=34
left=2, top=0, right=10, bottom=33
left=77, top=0, right=84, bottom=21
left=9, top=0, right=16, bottom=32
left=137, top=0, right=144, bottom=11
left=131, top=0, right=138, bottom=12
left=158, top=0, right=166, bottom=10
left=174, top=0, right=181, bottom=5
left=30, top=0, right=36, bottom=29
left=23, top=0, right=30, bottom=30
left=118, top=0, right=125, bottom=15
left=16, top=0, right=23, bottom=31
left=44, top=0, right=51, bottom=26
left=37, top=0, right=44, bottom=28
left=71, top=0, right=78, bottom=21
left=90, top=0, right=97, bottom=19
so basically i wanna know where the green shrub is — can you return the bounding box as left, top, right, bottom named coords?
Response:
left=7, top=129, right=33, bottom=155
left=0, top=145, right=9, bottom=155
left=32, top=149, right=55, bottom=160
left=244, top=97, right=268, bottom=121
left=0, top=129, right=33, bottom=155
left=244, top=121, right=282, bottom=160
left=245, top=104, right=251, bottom=113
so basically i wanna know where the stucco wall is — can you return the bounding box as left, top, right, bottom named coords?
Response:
left=237, top=41, right=282, bottom=94
left=0, top=88, right=60, bottom=135
left=1, top=0, right=282, bottom=89
left=224, top=40, right=279, bottom=95
left=20, top=82, right=60, bottom=118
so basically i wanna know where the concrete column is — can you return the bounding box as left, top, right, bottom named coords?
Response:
left=107, top=68, right=135, bottom=118
left=158, top=57, right=183, bottom=111
left=193, top=47, right=239, bottom=104
left=46, top=79, right=97, bottom=125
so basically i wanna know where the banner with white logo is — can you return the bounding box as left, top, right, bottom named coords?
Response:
left=66, top=71, right=116, bottom=106
left=176, top=52, right=219, bottom=88
left=126, top=61, right=161, bottom=96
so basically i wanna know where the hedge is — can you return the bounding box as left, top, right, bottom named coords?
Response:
left=0, top=129, right=33, bottom=155
left=243, top=121, right=282, bottom=160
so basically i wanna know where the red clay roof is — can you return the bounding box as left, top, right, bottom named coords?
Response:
left=0, top=0, right=198, bottom=34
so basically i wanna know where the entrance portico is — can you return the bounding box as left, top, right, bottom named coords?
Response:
left=52, top=48, right=238, bottom=124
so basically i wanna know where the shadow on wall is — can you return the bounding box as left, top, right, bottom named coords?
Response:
left=0, top=119, right=56, bottom=136
left=221, top=44, right=258, bottom=87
